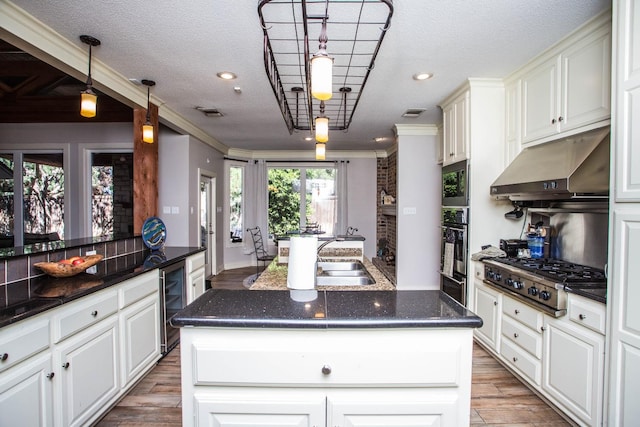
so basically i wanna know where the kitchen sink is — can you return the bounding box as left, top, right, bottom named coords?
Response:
left=316, top=261, right=376, bottom=286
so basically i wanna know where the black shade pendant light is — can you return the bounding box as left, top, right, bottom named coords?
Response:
left=79, top=35, right=101, bottom=118
left=141, top=79, right=156, bottom=143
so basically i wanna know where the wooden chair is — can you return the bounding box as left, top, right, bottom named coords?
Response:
left=246, top=226, right=275, bottom=277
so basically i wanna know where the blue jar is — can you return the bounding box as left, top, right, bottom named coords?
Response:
left=527, top=235, right=544, bottom=259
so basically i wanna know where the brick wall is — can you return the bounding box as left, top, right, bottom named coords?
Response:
left=376, top=152, right=397, bottom=258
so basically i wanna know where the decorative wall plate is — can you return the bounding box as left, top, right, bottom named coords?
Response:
left=142, top=216, right=167, bottom=250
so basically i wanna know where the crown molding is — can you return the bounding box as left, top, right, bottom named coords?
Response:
left=394, top=124, right=439, bottom=136
left=0, top=0, right=229, bottom=154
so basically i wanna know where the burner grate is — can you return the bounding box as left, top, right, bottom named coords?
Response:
left=493, top=257, right=606, bottom=283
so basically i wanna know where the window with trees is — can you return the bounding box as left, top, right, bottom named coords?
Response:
left=91, top=153, right=133, bottom=237
left=0, top=154, right=14, bottom=248
left=268, top=167, right=336, bottom=238
left=229, top=165, right=244, bottom=243
left=23, top=153, right=65, bottom=241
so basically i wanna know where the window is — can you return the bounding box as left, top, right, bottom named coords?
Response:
left=0, top=154, right=14, bottom=248
left=23, top=153, right=64, bottom=241
left=268, top=166, right=336, bottom=237
left=229, top=165, right=244, bottom=243
left=91, top=153, right=133, bottom=237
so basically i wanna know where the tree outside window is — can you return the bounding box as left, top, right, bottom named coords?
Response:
left=229, top=165, right=243, bottom=243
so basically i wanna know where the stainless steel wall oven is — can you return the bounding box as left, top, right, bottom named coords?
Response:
left=440, top=207, right=468, bottom=305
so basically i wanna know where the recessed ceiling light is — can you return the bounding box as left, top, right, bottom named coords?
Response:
left=304, top=136, right=314, bottom=142
left=217, top=71, right=237, bottom=80
left=413, top=72, right=433, bottom=81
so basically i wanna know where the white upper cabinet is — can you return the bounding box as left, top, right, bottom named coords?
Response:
left=516, top=14, right=611, bottom=145
left=441, top=90, right=469, bottom=166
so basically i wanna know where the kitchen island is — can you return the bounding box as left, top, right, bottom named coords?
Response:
left=171, top=289, right=482, bottom=426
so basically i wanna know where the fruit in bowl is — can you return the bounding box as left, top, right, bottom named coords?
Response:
left=34, top=254, right=104, bottom=278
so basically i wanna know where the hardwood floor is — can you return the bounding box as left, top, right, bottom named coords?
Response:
left=96, top=267, right=572, bottom=426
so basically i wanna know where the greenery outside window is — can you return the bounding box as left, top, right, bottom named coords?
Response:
left=268, top=167, right=336, bottom=238
left=23, top=153, right=64, bottom=242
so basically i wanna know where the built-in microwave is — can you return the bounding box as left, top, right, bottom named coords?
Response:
left=442, top=159, right=469, bottom=206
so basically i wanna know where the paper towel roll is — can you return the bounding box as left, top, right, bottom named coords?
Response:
left=287, top=236, right=318, bottom=290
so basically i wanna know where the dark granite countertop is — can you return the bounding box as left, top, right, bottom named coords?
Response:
left=0, top=246, right=204, bottom=328
left=563, top=284, right=607, bottom=304
left=170, top=289, right=483, bottom=329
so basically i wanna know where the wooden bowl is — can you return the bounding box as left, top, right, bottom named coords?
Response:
left=34, top=254, right=104, bottom=278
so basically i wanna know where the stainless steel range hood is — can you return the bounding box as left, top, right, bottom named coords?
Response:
left=490, top=127, right=610, bottom=201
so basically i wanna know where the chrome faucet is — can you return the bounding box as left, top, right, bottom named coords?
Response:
left=317, top=237, right=345, bottom=262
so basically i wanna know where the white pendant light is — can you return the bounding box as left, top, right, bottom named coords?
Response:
left=315, top=142, right=326, bottom=160
left=79, top=35, right=100, bottom=118
left=315, top=116, right=329, bottom=143
left=311, top=17, right=333, bottom=101
left=142, top=79, right=156, bottom=144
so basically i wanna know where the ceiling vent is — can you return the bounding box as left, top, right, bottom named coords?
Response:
left=195, top=107, right=224, bottom=117
left=402, top=108, right=426, bottom=118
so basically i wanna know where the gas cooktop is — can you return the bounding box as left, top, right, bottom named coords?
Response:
left=490, top=257, right=606, bottom=283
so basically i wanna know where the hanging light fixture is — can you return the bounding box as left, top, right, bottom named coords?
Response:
left=315, top=101, right=329, bottom=143
left=141, top=79, right=156, bottom=144
left=315, top=142, right=326, bottom=160
left=79, top=35, right=101, bottom=118
left=310, top=14, right=333, bottom=101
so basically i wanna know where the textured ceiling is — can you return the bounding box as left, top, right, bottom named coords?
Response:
left=4, top=0, right=611, bottom=153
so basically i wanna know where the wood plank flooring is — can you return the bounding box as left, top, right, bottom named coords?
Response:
left=96, top=267, right=573, bottom=426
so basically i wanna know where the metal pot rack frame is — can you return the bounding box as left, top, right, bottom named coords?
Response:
left=258, top=0, right=393, bottom=135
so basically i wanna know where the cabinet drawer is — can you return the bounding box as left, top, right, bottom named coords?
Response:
left=568, top=294, right=606, bottom=335
left=187, top=252, right=205, bottom=273
left=119, top=270, right=158, bottom=309
left=53, top=290, right=118, bottom=343
left=502, top=315, right=542, bottom=359
left=501, top=338, right=541, bottom=386
left=0, top=317, right=50, bottom=372
left=503, top=296, right=543, bottom=332
left=190, top=329, right=468, bottom=387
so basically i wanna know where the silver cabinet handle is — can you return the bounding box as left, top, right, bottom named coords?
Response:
left=493, top=301, right=498, bottom=306
left=62, top=362, right=70, bottom=369
left=91, top=310, right=98, bottom=317
left=558, top=116, right=563, bottom=122
left=513, top=333, right=519, bottom=338
left=46, top=372, right=55, bottom=380
left=579, top=314, right=587, bottom=320
left=321, top=365, right=332, bottom=375
left=0, top=353, right=8, bottom=362
left=514, top=309, right=520, bottom=315
left=512, top=357, right=518, bottom=362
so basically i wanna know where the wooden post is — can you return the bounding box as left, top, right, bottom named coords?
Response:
left=133, top=103, right=158, bottom=234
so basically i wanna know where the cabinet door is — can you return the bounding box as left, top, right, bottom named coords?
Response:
left=187, top=267, right=206, bottom=304
left=542, top=316, right=604, bottom=426
left=0, top=352, right=54, bottom=427
left=191, top=389, right=325, bottom=427
left=561, top=26, right=611, bottom=133
left=452, top=93, right=469, bottom=164
left=55, top=317, right=119, bottom=427
left=327, top=389, right=462, bottom=427
left=522, top=55, right=561, bottom=143
left=120, top=293, right=160, bottom=387
left=473, top=281, right=501, bottom=352
left=505, top=79, right=522, bottom=163
left=442, top=103, right=455, bottom=164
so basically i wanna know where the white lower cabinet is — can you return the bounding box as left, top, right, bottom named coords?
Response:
left=0, top=269, right=161, bottom=427
left=473, top=279, right=501, bottom=352
left=0, top=352, right=54, bottom=427
left=186, top=252, right=206, bottom=304
left=542, top=298, right=605, bottom=426
left=181, top=327, right=473, bottom=427
left=472, top=286, right=606, bottom=426
left=54, top=316, right=119, bottom=427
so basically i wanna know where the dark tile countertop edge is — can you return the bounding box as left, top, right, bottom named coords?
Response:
left=171, top=289, right=483, bottom=329
left=0, top=233, right=139, bottom=260
left=0, top=246, right=204, bottom=329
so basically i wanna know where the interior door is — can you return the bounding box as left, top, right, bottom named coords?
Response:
left=200, top=174, right=216, bottom=277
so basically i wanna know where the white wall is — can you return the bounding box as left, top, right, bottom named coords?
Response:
left=157, top=132, right=190, bottom=246
left=395, top=125, right=442, bottom=289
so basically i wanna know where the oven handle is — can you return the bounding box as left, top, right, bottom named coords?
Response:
left=440, top=225, right=466, bottom=232
left=439, top=271, right=466, bottom=286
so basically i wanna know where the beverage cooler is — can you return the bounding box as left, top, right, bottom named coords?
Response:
left=160, top=261, right=186, bottom=354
